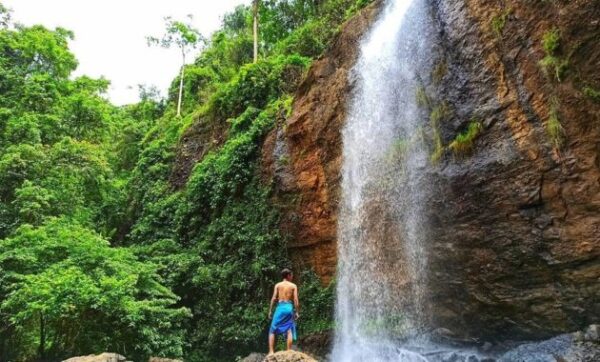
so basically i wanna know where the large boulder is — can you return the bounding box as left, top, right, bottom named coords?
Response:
left=240, top=353, right=267, bottom=362
left=63, top=353, right=126, bottom=362
left=264, top=351, right=318, bottom=362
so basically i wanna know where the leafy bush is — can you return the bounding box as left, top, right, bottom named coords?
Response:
left=546, top=105, right=564, bottom=148
left=209, top=55, right=309, bottom=120
left=448, top=121, right=483, bottom=157
left=539, top=28, right=568, bottom=82
left=274, top=19, right=333, bottom=58
left=490, top=8, right=511, bottom=38
left=0, top=218, right=190, bottom=361
left=583, top=86, right=600, bottom=102
left=299, top=271, right=335, bottom=335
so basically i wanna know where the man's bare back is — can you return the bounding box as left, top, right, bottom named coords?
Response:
left=274, top=281, right=297, bottom=302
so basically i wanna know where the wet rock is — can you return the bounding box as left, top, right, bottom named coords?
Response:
left=442, top=352, right=462, bottom=362
left=297, top=331, right=332, bottom=359
left=498, top=332, right=600, bottom=362
left=263, top=350, right=317, bottom=362
left=583, top=324, right=599, bottom=342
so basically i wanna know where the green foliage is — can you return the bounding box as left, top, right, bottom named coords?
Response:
left=0, top=218, right=190, bottom=361
left=273, top=18, right=333, bottom=58
left=429, top=102, right=450, bottom=163
left=542, top=28, right=561, bottom=54
left=490, top=8, right=511, bottom=38
left=0, top=19, right=184, bottom=361
left=431, top=60, right=447, bottom=84
left=583, top=86, right=600, bottom=102
left=0, top=1, right=380, bottom=360
left=181, top=98, right=289, bottom=237
left=415, top=85, right=430, bottom=108
left=209, top=55, right=309, bottom=120
left=539, top=28, right=568, bottom=82
left=184, top=182, right=286, bottom=361
left=147, top=16, right=204, bottom=51
left=299, top=271, right=335, bottom=335
left=448, top=121, right=483, bottom=157
left=546, top=105, right=564, bottom=148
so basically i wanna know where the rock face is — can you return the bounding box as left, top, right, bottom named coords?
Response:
left=423, top=0, right=600, bottom=340
left=267, top=0, right=599, bottom=342
left=262, top=1, right=383, bottom=284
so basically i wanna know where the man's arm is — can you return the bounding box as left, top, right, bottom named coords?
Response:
left=268, top=284, right=278, bottom=319
left=293, top=285, right=300, bottom=319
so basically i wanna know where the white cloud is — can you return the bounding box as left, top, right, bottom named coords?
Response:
left=3, top=0, right=251, bottom=105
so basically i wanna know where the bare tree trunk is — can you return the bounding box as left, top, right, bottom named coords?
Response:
left=253, top=0, right=259, bottom=63
left=177, top=51, right=185, bottom=117
left=38, top=313, right=46, bottom=360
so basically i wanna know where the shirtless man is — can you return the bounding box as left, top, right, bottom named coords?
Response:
left=267, top=268, right=299, bottom=355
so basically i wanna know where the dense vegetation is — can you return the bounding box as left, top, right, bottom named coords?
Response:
left=0, top=0, right=370, bottom=360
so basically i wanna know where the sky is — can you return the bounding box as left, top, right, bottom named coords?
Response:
left=3, top=0, right=251, bottom=105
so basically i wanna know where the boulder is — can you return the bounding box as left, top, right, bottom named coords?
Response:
left=264, top=351, right=317, bottom=362
left=240, top=353, right=267, bottom=362
left=63, top=353, right=126, bottom=362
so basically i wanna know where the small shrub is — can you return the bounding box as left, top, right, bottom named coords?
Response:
left=274, top=19, right=332, bottom=58
left=540, top=55, right=568, bottom=82
left=430, top=102, right=451, bottom=124
left=491, top=8, right=511, bottom=38
left=546, top=106, right=564, bottom=148
left=430, top=141, right=444, bottom=163
left=299, top=271, right=335, bottom=335
left=429, top=103, right=451, bottom=163
left=448, top=121, right=483, bottom=156
left=583, top=86, right=600, bottom=102
left=386, top=138, right=411, bottom=164
left=432, top=60, right=447, bottom=84
left=415, top=86, right=430, bottom=108
left=209, top=55, right=310, bottom=120
left=539, top=28, right=567, bottom=82
left=542, top=28, right=560, bottom=54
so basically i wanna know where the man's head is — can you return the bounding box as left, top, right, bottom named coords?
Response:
left=281, top=268, right=293, bottom=281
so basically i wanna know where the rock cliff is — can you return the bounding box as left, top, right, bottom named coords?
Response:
left=264, top=0, right=600, bottom=341
left=261, top=1, right=384, bottom=284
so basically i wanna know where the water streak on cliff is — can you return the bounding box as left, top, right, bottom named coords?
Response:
left=332, top=0, right=435, bottom=360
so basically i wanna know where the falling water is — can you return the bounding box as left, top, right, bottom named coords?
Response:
left=332, top=0, right=437, bottom=360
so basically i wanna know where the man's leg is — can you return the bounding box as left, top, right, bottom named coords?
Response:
left=268, top=333, right=275, bottom=355
left=286, top=329, right=293, bottom=351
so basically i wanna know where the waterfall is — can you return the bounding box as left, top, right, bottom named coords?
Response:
left=332, top=0, right=436, bottom=360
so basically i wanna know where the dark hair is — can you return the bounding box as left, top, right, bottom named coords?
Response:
left=281, top=268, right=293, bottom=279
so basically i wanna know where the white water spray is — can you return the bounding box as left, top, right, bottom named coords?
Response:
left=332, top=0, right=435, bottom=360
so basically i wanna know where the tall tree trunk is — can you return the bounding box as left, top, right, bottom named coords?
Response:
left=38, top=313, right=46, bottom=360
left=177, top=51, right=185, bottom=117
left=253, top=0, right=259, bottom=63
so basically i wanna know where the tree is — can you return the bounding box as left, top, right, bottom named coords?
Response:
left=147, top=16, right=203, bottom=118
left=0, top=3, right=11, bottom=28
left=0, top=218, right=190, bottom=361
left=253, top=0, right=260, bottom=63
